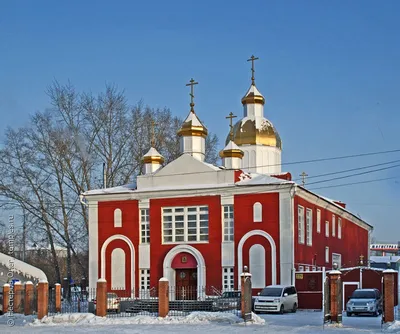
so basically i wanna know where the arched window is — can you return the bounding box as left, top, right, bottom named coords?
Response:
left=253, top=202, right=262, bottom=223
left=114, top=209, right=122, bottom=228
left=249, top=244, right=265, bottom=288
left=111, top=248, right=125, bottom=289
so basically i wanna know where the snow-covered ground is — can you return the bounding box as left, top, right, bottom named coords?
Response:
left=0, top=311, right=398, bottom=333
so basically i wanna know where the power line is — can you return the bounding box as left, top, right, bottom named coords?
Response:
left=308, top=176, right=399, bottom=191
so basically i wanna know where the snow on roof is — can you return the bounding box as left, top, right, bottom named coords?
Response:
left=236, top=173, right=294, bottom=186
left=223, top=140, right=241, bottom=151
left=244, top=84, right=263, bottom=97
left=83, top=183, right=135, bottom=196
left=183, top=111, right=203, bottom=126
left=143, top=147, right=163, bottom=157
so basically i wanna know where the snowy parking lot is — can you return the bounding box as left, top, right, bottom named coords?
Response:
left=0, top=311, right=398, bottom=334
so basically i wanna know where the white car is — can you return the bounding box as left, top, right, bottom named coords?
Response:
left=253, top=285, right=298, bottom=314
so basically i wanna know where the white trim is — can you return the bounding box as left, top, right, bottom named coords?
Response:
left=100, top=234, right=135, bottom=297
left=88, top=201, right=98, bottom=290
left=316, top=209, right=321, bottom=234
left=342, top=281, right=359, bottom=310
left=221, top=195, right=234, bottom=205
left=163, top=244, right=206, bottom=300
left=237, top=229, right=277, bottom=289
left=306, top=208, right=313, bottom=246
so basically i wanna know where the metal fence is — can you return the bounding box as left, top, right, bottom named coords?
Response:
left=46, top=286, right=241, bottom=318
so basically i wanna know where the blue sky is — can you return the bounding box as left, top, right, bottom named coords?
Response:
left=1, top=0, right=399, bottom=242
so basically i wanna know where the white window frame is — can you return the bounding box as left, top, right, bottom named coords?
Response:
left=306, top=208, right=313, bottom=246
left=325, top=221, right=330, bottom=237
left=223, top=205, right=234, bottom=242
left=332, top=253, right=342, bottom=269
left=162, top=206, right=209, bottom=243
left=338, top=218, right=342, bottom=239
left=114, top=208, right=122, bottom=228
left=298, top=206, right=305, bottom=244
left=332, top=214, right=336, bottom=237
left=222, top=267, right=234, bottom=291
left=325, top=247, right=329, bottom=263
left=316, top=209, right=321, bottom=233
left=253, top=202, right=262, bottom=223
left=140, top=208, right=150, bottom=243
left=140, top=268, right=150, bottom=291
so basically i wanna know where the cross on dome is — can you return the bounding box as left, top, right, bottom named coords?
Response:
left=226, top=112, right=237, bottom=141
left=247, top=55, right=259, bottom=86
left=186, top=78, right=198, bottom=113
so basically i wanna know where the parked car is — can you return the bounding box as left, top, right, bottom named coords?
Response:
left=253, top=285, right=298, bottom=314
left=212, top=291, right=241, bottom=311
left=346, top=288, right=382, bottom=317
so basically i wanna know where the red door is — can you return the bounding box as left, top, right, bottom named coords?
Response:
left=176, top=269, right=197, bottom=300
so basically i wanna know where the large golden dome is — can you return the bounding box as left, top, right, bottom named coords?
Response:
left=225, top=117, right=282, bottom=149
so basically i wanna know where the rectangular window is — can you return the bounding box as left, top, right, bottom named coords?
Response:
left=140, top=209, right=150, bottom=243
left=223, top=205, right=234, bottom=241
left=222, top=267, right=234, bottom=291
left=162, top=206, right=209, bottom=243
left=316, top=209, right=321, bottom=233
left=332, top=214, right=336, bottom=237
left=298, top=206, right=305, bottom=244
left=325, top=221, right=330, bottom=237
left=306, top=208, right=313, bottom=246
left=332, top=253, right=342, bottom=268
left=325, top=247, right=329, bottom=263
left=140, top=269, right=150, bottom=290
left=338, top=218, right=342, bottom=239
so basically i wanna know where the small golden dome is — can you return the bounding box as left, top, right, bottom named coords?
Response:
left=177, top=111, right=208, bottom=138
left=142, top=147, right=165, bottom=164
left=241, top=84, right=265, bottom=105
left=226, top=117, right=282, bottom=149
left=219, top=141, right=244, bottom=159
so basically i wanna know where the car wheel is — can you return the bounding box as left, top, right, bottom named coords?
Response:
left=291, top=303, right=297, bottom=313
left=347, top=312, right=352, bottom=317
left=280, top=305, right=284, bottom=314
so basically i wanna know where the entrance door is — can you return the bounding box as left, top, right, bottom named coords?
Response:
left=176, top=269, right=197, bottom=300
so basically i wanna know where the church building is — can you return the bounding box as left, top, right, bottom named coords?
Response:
left=82, top=57, right=373, bottom=298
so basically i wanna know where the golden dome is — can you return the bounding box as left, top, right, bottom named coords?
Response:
left=226, top=117, right=282, bottom=149
left=177, top=111, right=208, bottom=138
left=142, top=147, right=164, bottom=164
left=241, top=84, right=265, bottom=105
left=219, top=141, right=244, bottom=159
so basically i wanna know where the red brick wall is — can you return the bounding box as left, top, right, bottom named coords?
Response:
left=294, top=195, right=369, bottom=268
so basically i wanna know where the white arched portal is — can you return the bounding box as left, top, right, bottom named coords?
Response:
left=163, top=244, right=206, bottom=300
left=238, top=229, right=276, bottom=289
left=111, top=248, right=126, bottom=289
left=249, top=244, right=266, bottom=288
left=101, top=234, right=135, bottom=296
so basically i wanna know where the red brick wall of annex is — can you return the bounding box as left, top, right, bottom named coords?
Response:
left=294, top=195, right=369, bottom=269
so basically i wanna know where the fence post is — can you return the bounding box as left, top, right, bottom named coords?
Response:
left=3, top=283, right=10, bottom=314
left=328, top=268, right=341, bottom=323
left=383, top=269, right=396, bottom=323
left=240, top=267, right=252, bottom=322
left=158, top=277, right=169, bottom=317
left=55, top=283, right=61, bottom=313
left=37, top=280, right=49, bottom=320
left=24, top=281, right=34, bottom=315
left=14, top=281, right=23, bottom=313
left=96, top=278, right=107, bottom=317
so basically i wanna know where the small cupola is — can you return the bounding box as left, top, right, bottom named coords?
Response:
left=177, top=78, right=208, bottom=161
left=219, top=112, right=244, bottom=169
left=142, top=121, right=164, bottom=174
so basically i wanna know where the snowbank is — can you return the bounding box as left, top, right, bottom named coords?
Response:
left=29, top=312, right=265, bottom=327
left=385, top=321, right=400, bottom=333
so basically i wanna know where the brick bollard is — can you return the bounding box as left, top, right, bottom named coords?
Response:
left=383, top=269, right=396, bottom=323
left=24, top=281, right=34, bottom=315
left=55, top=283, right=61, bottom=313
left=96, top=278, right=107, bottom=317
left=13, top=282, right=23, bottom=313
left=329, top=269, right=342, bottom=323
left=240, top=272, right=252, bottom=321
left=37, top=280, right=49, bottom=320
left=158, top=277, right=169, bottom=317
left=3, top=284, right=10, bottom=314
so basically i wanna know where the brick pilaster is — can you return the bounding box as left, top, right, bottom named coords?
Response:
left=37, top=280, right=49, bottom=320
left=329, top=270, right=341, bottom=323
left=158, top=278, right=169, bottom=317
left=3, top=284, right=10, bottom=314
left=13, top=282, right=23, bottom=313
left=383, top=269, right=396, bottom=323
left=24, top=281, right=34, bottom=315
left=55, top=283, right=61, bottom=313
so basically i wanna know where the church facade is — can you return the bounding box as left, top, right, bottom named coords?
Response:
left=82, top=58, right=373, bottom=297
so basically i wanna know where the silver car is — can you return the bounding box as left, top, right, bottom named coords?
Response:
left=346, top=288, right=382, bottom=317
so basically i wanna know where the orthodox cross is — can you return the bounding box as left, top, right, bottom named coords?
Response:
left=247, top=55, right=259, bottom=85
left=186, top=78, right=198, bottom=112
left=300, top=171, right=308, bottom=187
left=150, top=120, right=155, bottom=147
left=226, top=112, right=237, bottom=141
